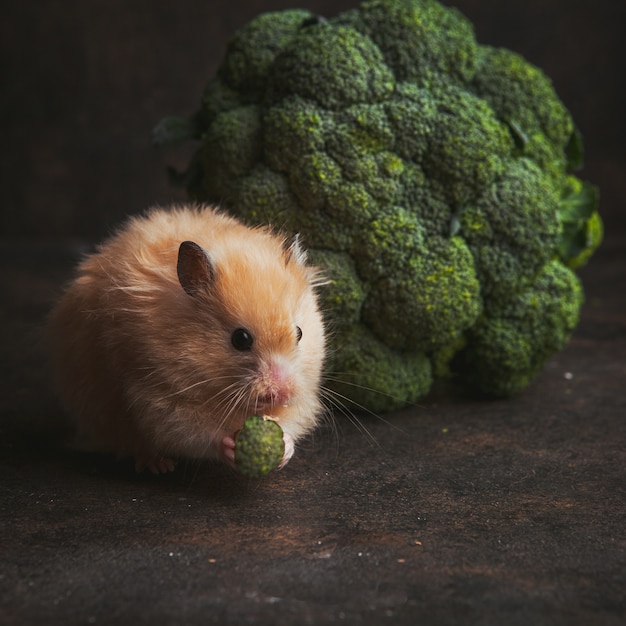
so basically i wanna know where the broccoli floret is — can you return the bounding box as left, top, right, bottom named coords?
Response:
left=218, top=9, right=314, bottom=100
left=197, top=105, right=262, bottom=201
left=472, top=46, right=575, bottom=179
left=267, top=23, right=395, bottom=109
left=235, top=164, right=298, bottom=226
left=327, top=325, right=432, bottom=414
left=156, top=0, right=602, bottom=411
left=353, top=209, right=482, bottom=350
left=455, top=260, right=583, bottom=396
left=263, top=96, right=330, bottom=173
left=423, top=84, right=513, bottom=205
left=459, top=158, right=562, bottom=298
left=336, top=0, right=478, bottom=83
left=307, top=249, right=367, bottom=332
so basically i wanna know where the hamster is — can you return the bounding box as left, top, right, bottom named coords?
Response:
left=46, top=205, right=326, bottom=474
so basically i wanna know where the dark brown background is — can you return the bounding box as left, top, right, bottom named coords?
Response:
left=2, top=3, right=625, bottom=624
left=2, top=0, right=625, bottom=241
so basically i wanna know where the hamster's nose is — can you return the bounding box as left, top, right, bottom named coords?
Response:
left=257, top=360, right=294, bottom=407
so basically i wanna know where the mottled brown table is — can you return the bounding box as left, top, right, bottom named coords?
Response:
left=1, top=236, right=624, bottom=626
left=2, top=0, right=625, bottom=622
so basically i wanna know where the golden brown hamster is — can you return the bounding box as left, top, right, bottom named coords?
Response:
left=46, top=205, right=326, bottom=473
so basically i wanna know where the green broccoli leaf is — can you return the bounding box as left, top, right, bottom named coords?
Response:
left=151, top=116, right=198, bottom=147
left=557, top=179, right=601, bottom=266
left=565, top=127, right=585, bottom=171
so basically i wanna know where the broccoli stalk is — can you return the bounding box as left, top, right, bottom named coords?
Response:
left=155, top=0, right=601, bottom=408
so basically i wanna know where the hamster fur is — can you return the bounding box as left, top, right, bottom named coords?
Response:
left=46, top=205, right=326, bottom=473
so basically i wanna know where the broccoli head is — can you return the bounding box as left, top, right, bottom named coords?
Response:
left=155, top=0, right=601, bottom=410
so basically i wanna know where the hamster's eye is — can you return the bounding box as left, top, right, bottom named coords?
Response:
left=296, top=326, right=303, bottom=342
left=231, top=328, right=254, bottom=351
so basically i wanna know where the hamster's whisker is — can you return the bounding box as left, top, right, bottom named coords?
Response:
left=209, top=379, right=255, bottom=433
left=319, top=386, right=384, bottom=449
left=162, top=375, right=237, bottom=399
left=203, top=376, right=248, bottom=410
left=323, top=383, right=408, bottom=436
left=323, top=373, right=426, bottom=412
left=317, top=400, right=341, bottom=444
left=221, top=385, right=247, bottom=416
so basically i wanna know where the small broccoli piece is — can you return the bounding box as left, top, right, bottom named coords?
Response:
left=156, top=0, right=602, bottom=410
left=235, top=415, right=285, bottom=478
left=455, top=260, right=583, bottom=396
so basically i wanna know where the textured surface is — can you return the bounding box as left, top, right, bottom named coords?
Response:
left=1, top=236, right=624, bottom=625
left=1, top=1, right=624, bottom=623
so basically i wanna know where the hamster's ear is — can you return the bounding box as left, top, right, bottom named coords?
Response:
left=284, top=233, right=307, bottom=267
left=177, top=241, right=215, bottom=296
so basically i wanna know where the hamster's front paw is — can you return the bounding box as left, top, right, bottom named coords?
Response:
left=220, top=435, right=238, bottom=469
left=277, top=432, right=295, bottom=469
left=134, top=455, right=177, bottom=475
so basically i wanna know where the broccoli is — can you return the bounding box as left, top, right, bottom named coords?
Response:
left=154, top=0, right=601, bottom=409
left=235, top=415, right=285, bottom=478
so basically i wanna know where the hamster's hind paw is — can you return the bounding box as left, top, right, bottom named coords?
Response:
left=135, top=455, right=177, bottom=475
